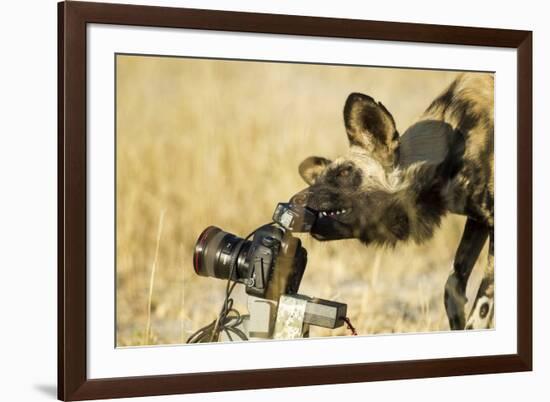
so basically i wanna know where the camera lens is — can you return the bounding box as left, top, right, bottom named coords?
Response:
left=193, top=226, right=250, bottom=282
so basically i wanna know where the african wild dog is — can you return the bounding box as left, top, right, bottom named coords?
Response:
left=290, top=73, right=494, bottom=330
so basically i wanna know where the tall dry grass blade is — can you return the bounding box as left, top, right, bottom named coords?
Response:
left=145, top=209, right=165, bottom=345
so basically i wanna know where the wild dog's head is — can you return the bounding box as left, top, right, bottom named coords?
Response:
left=291, top=93, right=445, bottom=245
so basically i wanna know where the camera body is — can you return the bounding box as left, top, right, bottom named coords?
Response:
left=193, top=203, right=312, bottom=299
left=237, top=223, right=307, bottom=299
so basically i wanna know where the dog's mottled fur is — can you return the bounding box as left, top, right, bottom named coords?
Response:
left=291, top=73, right=494, bottom=330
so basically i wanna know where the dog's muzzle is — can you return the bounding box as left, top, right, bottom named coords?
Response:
left=289, top=189, right=311, bottom=207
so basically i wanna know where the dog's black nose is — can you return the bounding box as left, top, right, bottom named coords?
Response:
left=290, top=189, right=310, bottom=206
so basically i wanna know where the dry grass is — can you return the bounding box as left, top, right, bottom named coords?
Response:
left=115, top=55, right=490, bottom=346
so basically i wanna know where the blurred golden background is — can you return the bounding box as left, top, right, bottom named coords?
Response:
left=116, top=55, right=489, bottom=346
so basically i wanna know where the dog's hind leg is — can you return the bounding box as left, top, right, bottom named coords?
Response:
left=465, top=232, right=494, bottom=329
left=444, top=218, right=489, bottom=330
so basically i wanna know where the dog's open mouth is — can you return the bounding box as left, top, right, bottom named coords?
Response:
left=308, top=206, right=354, bottom=240
left=316, top=208, right=352, bottom=219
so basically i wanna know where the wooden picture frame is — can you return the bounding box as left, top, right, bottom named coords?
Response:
left=58, top=1, right=532, bottom=400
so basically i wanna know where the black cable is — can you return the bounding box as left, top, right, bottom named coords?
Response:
left=186, top=223, right=275, bottom=344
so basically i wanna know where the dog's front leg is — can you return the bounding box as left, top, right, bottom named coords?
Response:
left=465, top=232, right=494, bottom=329
left=444, top=218, right=489, bottom=330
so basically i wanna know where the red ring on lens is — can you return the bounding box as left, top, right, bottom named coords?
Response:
left=193, top=226, right=219, bottom=275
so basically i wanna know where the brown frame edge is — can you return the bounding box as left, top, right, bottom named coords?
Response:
left=58, top=1, right=533, bottom=400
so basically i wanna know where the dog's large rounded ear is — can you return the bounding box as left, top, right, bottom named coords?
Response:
left=343, top=92, right=399, bottom=170
left=299, top=156, right=332, bottom=185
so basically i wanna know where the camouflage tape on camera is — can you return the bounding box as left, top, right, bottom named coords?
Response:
left=273, top=295, right=308, bottom=339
